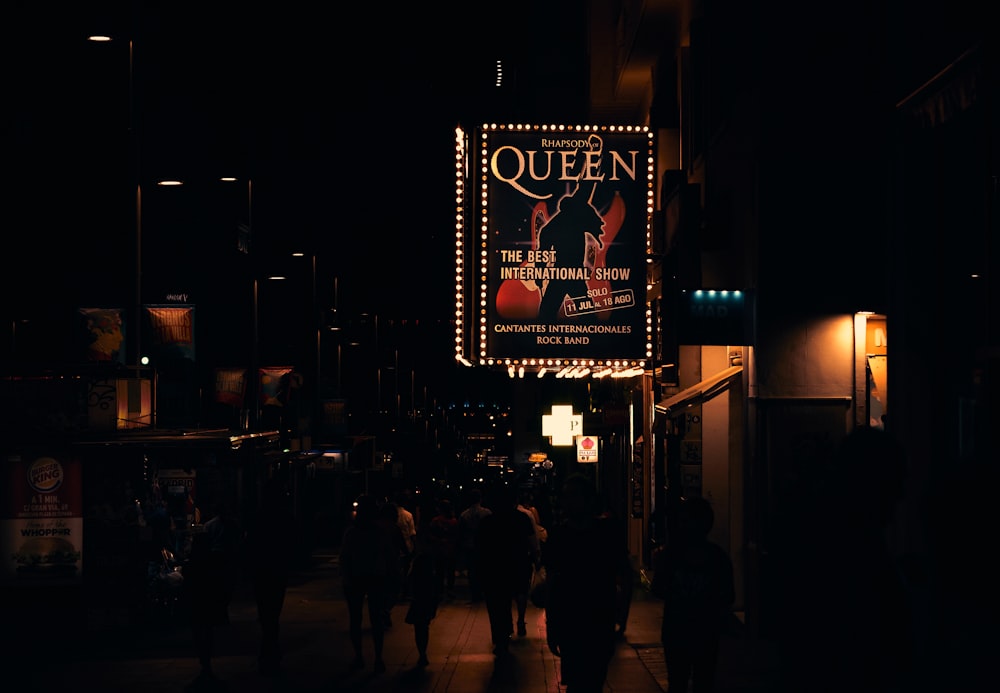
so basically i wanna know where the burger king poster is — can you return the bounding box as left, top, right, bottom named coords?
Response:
left=2, top=452, right=83, bottom=583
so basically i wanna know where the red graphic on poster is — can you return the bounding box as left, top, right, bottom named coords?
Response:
left=495, top=203, right=548, bottom=319
left=494, top=138, right=627, bottom=322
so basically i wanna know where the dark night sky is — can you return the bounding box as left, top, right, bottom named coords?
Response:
left=4, top=1, right=588, bottom=370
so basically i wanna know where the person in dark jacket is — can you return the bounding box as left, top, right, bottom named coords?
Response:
left=458, top=488, right=492, bottom=602
left=404, top=534, right=441, bottom=668
left=427, top=498, right=460, bottom=598
left=651, top=495, right=735, bottom=693
left=185, top=499, right=244, bottom=689
left=245, top=478, right=295, bottom=676
left=543, top=474, right=632, bottom=693
left=475, top=484, right=538, bottom=655
left=339, top=494, right=401, bottom=674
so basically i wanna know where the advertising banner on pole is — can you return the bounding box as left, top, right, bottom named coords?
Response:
left=145, top=304, right=196, bottom=364
left=457, top=125, right=653, bottom=365
left=78, top=307, right=126, bottom=364
left=213, top=367, right=248, bottom=408
left=259, top=366, right=294, bottom=407
left=1, top=451, right=83, bottom=584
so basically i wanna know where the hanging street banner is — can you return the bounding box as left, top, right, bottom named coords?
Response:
left=144, top=304, right=196, bottom=365
left=78, top=307, right=126, bottom=364
left=213, top=367, right=248, bottom=408
left=457, top=125, right=653, bottom=365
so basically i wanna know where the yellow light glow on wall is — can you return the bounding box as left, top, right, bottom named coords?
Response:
left=116, top=378, right=152, bottom=429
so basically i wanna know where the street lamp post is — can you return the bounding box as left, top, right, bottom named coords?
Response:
left=250, top=275, right=259, bottom=430
left=292, top=251, right=321, bottom=444
left=130, top=36, right=142, bottom=374
left=219, top=175, right=255, bottom=428
left=312, top=253, right=321, bottom=443
left=87, top=25, right=144, bottom=377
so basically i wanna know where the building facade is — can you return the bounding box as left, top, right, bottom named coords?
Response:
left=579, top=0, right=997, bottom=641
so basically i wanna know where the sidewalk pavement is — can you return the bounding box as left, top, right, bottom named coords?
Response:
left=27, top=551, right=781, bottom=693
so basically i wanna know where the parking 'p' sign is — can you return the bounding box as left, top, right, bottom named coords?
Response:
left=542, top=404, right=583, bottom=446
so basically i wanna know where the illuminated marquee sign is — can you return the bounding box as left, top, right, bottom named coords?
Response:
left=454, top=125, right=654, bottom=370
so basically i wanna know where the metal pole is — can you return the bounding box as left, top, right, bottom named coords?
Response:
left=313, top=253, right=320, bottom=441
left=130, top=36, right=142, bottom=374
left=247, top=178, right=252, bottom=245
left=251, top=277, right=259, bottom=430
left=334, top=276, right=340, bottom=397
left=245, top=178, right=255, bottom=431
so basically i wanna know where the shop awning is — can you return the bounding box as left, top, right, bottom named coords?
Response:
left=72, top=428, right=281, bottom=450
left=654, top=365, right=743, bottom=418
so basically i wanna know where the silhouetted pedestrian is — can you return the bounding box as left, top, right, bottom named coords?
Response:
left=394, top=490, right=418, bottom=597
left=339, top=494, right=401, bottom=674
left=774, top=426, right=912, bottom=693
left=185, top=499, right=244, bottom=691
left=515, top=493, right=543, bottom=635
left=651, top=495, right=734, bottom=693
left=404, top=534, right=440, bottom=668
left=519, top=489, right=548, bottom=547
left=476, top=484, right=538, bottom=655
left=599, top=506, right=634, bottom=638
left=458, top=487, right=492, bottom=602
left=376, top=498, right=406, bottom=629
left=245, top=478, right=295, bottom=676
left=543, top=474, right=632, bottom=693
left=427, top=498, right=460, bottom=598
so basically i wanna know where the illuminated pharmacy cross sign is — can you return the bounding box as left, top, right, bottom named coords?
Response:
left=542, top=404, right=583, bottom=447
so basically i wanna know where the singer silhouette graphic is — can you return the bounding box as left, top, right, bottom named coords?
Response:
left=534, top=134, right=607, bottom=321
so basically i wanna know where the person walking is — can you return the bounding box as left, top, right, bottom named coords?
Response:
left=394, top=490, right=418, bottom=598
left=650, top=495, right=735, bottom=693
left=404, top=534, right=441, bottom=668
left=458, top=487, right=492, bottom=602
left=773, top=427, right=912, bottom=693
left=475, top=484, right=538, bottom=655
left=515, top=491, right=543, bottom=635
left=427, top=498, right=460, bottom=599
left=543, top=474, right=632, bottom=693
left=245, top=478, right=296, bottom=676
left=339, top=494, right=401, bottom=674
left=376, top=498, right=406, bottom=629
left=599, top=505, right=634, bottom=639
left=184, top=499, right=244, bottom=691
